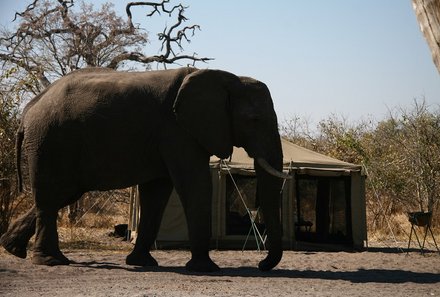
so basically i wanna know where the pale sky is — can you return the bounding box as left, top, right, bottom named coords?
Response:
left=1, top=1, right=439, bottom=124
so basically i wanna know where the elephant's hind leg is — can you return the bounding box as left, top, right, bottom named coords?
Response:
left=126, top=178, right=173, bottom=267
left=32, top=208, right=69, bottom=266
left=31, top=190, right=81, bottom=266
left=0, top=206, right=37, bottom=259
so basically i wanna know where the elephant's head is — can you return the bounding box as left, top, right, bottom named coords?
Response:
left=174, top=69, right=288, bottom=271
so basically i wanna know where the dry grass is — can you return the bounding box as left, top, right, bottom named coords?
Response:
left=368, top=213, right=439, bottom=237
left=58, top=226, right=132, bottom=252
left=7, top=197, right=439, bottom=254
left=51, top=217, right=440, bottom=255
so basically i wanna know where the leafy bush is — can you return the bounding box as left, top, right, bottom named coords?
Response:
left=281, top=99, right=440, bottom=230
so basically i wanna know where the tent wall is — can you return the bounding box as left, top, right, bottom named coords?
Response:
left=157, top=190, right=188, bottom=241
left=129, top=169, right=366, bottom=250
left=128, top=186, right=139, bottom=236
left=128, top=139, right=366, bottom=250
left=211, top=168, right=223, bottom=245
left=212, top=170, right=262, bottom=249
left=350, top=172, right=367, bottom=248
left=288, top=168, right=367, bottom=248
left=282, top=175, right=296, bottom=249
left=213, top=169, right=296, bottom=249
left=155, top=168, right=223, bottom=248
left=151, top=171, right=365, bottom=250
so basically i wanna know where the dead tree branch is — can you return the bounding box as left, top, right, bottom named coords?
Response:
left=111, top=1, right=212, bottom=68
left=0, top=0, right=211, bottom=92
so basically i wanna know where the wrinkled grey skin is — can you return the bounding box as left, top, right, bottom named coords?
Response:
left=0, top=68, right=284, bottom=272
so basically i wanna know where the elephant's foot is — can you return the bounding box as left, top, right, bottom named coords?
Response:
left=185, top=257, right=220, bottom=273
left=32, top=250, right=70, bottom=266
left=0, top=233, right=28, bottom=259
left=258, top=251, right=282, bottom=271
left=126, top=250, right=158, bottom=267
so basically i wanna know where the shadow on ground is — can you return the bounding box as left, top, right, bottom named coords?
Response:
left=71, top=260, right=440, bottom=284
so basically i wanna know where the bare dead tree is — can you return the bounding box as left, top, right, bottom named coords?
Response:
left=0, top=0, right=212, bottom=225
left=110, top=1, right=210, bottom=68
left=0, top=0, right=212, bottom=96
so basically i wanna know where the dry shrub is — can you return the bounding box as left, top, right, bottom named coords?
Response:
left=0, top=179, right=13, bottom=235
left=58, top=189, right=130, bottom=229
left=58, top=226, right=131, bottom=252
left=367, top=211, right=440, bottom=250
left=58, top=213, right=118, bottom=229
left=0, top=184, right=33, bottom=236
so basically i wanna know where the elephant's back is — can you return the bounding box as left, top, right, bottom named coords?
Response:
left=22, top=70, right=181, bottom=134
left=21, top=69, right=190, bottom=190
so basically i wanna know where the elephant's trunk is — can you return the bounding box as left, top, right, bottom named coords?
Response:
left=254, top=137, right=284, bottom=271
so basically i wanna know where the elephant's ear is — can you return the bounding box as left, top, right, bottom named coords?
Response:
left=174, top=69, right=240, bottom=159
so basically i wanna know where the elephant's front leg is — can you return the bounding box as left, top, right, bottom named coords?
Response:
left=160, top=126, right=219, bottom=272
left=126, top=178, right=173, bottom=267
left=179, top=175, right=219, bottom=272
left=168, top=159, right=219, bottom=272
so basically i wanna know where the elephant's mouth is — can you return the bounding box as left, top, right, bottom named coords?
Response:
left=256, top=158, right=291, bottom=180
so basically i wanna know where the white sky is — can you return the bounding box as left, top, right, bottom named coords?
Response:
left=1, top=1, right=439, bottom=125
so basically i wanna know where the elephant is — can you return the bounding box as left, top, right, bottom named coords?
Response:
left=0, top=67, right=289, bottom=272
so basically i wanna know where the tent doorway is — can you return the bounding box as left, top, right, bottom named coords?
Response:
left=224, top=174, right=265, bottom=236
left=295, top=175, right=353, bottom=244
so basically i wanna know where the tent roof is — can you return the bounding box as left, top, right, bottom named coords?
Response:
left=210, top=138, right=362, bottom=171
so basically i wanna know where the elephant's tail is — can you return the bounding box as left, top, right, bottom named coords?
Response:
left=16, top=125, right=24, bottom=193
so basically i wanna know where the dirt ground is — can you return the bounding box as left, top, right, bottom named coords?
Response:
left=1, top=235, right=440, bottom=297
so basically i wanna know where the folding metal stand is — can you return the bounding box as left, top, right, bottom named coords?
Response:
left=407, top=211, right=440, bottom=255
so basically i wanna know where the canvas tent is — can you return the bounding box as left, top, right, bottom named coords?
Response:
left=128, top=138, right=367, bottom=250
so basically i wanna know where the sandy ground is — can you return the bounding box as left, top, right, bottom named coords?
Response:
left=1, top=232, right=440, bottom=296
left=1, top=248, right=440, bottom=296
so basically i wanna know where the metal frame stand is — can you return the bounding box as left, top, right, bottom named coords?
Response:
left=407, top=211, right=440, bottom=255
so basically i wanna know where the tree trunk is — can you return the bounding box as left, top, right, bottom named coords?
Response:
left=413, top=0, right=440, bottom=74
